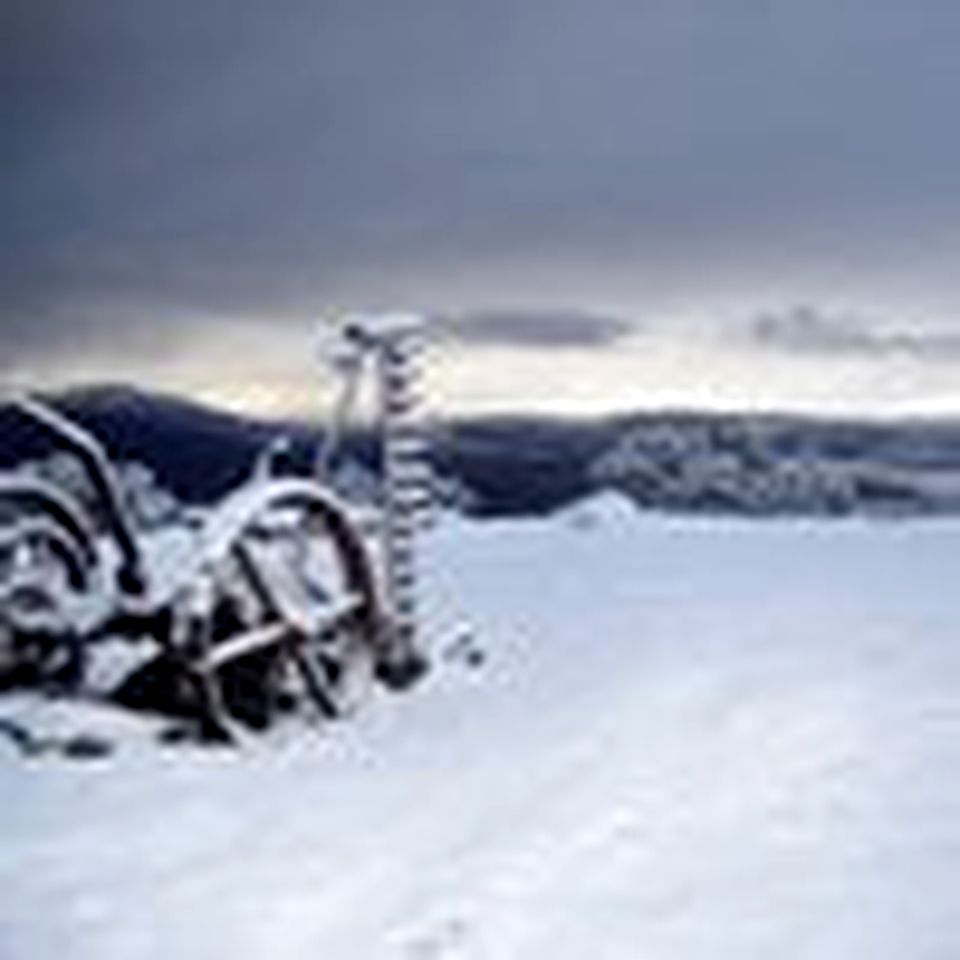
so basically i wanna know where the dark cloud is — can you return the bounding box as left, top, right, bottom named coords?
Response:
left=444, top=310, right=634, bottom=348
left=5, top=1, right=960, bottom=378
left=748, top=307, right=960, bottom=362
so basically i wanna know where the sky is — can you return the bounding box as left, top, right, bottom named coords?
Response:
left=5, top=1, right=960, bottom=418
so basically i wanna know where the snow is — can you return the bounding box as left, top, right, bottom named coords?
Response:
left=2, top=501, right=960, bottom=959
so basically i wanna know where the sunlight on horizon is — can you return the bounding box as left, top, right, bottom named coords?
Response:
left=7, top=316, right=960, bottom=422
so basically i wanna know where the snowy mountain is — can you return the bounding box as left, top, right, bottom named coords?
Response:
left=593, top=414, right=960, bottom=517
left=4, top=386, right=960, bottom=517
left=2, top=498, right=958, bottom=957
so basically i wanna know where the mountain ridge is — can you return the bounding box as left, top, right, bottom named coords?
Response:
left=3, top=384, right=960, bottom=517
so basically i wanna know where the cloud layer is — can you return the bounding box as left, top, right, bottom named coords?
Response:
left=443, top=310, right=634, bottom=348
left=5, top=1, right=960, bottom=412
left=748, top=307, right=960, bottom=361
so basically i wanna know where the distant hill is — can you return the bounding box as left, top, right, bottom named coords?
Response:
left=3, top=385, right=960, bottom=518
left=593, top=411, right=960, bottom=518
left=0, top=385, right=280, bottom=502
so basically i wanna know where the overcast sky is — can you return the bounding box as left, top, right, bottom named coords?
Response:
left=5, top=1, right=960, bottom=416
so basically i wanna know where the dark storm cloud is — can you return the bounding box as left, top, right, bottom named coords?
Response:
left=5, top=0, right=960, bottom=369
left=748, top=307, right=960, bottom=362
left=444, top=310, right=634, bottom=348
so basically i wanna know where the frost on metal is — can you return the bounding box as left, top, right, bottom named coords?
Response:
left=0, top=315, right=434, bottom=744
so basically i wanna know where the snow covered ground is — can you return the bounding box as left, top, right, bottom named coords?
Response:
left=2, top=496, right=959, bottom=959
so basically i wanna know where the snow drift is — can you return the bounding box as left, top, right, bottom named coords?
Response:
left=2, top=497, right=959, bottom=958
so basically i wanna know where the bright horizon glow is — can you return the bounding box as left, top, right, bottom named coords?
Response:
left=7, top=313, right=960, bottom=422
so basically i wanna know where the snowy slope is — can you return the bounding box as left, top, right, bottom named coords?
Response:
left=2, top=498, right=960, bottom=959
